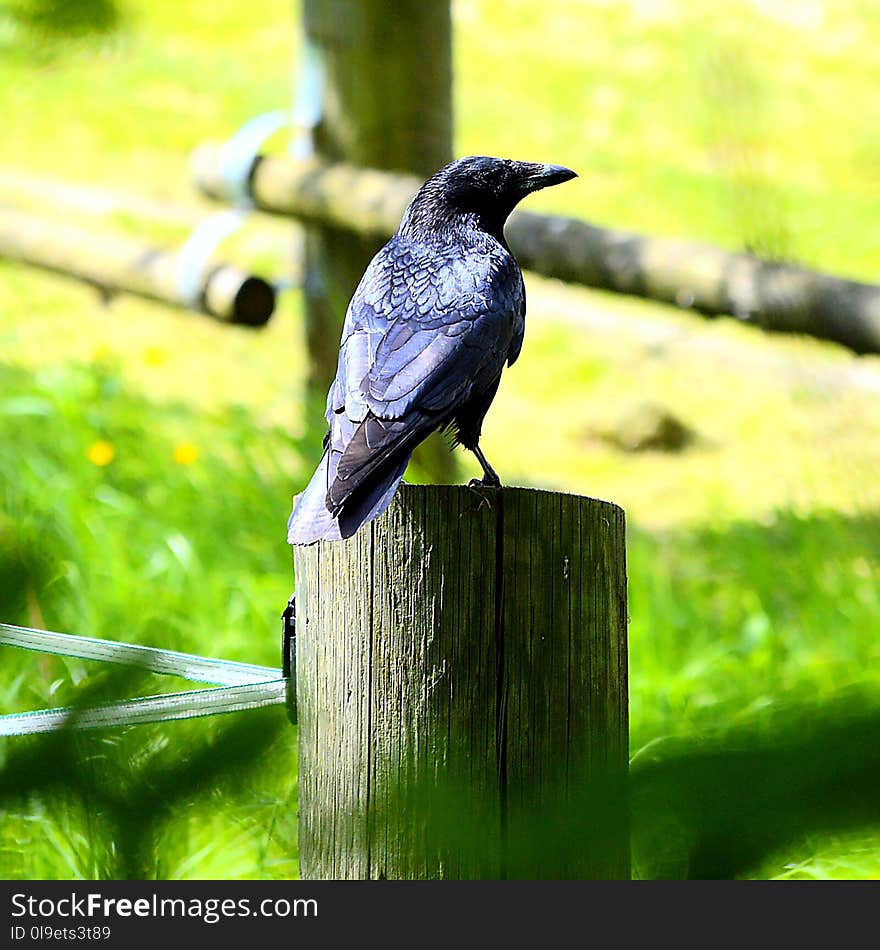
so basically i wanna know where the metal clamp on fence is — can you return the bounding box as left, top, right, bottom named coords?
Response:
left=174, top=209, right=250, bottom=308
left=212, top=110, right=291, bottom=207
left=190, top=40, right=323, bottom=208
left=281, top=593, right=297, bottom=725
left=0, top=615, right=295, bottom=736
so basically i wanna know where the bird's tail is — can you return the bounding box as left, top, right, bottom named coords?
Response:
left=287, top=448, right=410, bottom=545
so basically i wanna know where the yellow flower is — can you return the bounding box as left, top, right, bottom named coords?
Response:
left=143, top=346, right=168, bottom=367
left=87, top=441, right=115, bottom=466
left=91, top=345, right=114, bottom=363
left=173, top=442, right=199, bottom=466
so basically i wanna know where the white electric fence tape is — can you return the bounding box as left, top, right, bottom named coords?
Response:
left=0, top=623, right=279, bottom=686
left=0, top=622, right=286, bottom=736
left=0, top=680, right=287, bottom=736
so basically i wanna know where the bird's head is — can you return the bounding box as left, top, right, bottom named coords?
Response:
left=401, top=155, right=577, bottom=241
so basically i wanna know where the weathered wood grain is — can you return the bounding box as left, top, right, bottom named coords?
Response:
left=294, top=484, right=629, bottom=879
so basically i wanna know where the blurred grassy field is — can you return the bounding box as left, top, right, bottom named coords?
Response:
left=2, top=0, right=880, bottom=879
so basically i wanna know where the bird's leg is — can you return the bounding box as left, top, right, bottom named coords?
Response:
left=468, top=444, right=502, bottom=489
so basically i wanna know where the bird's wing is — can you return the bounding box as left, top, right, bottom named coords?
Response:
left=506, top=271, right=526, bottom=367
left=325, top=239, right=523, bottom=509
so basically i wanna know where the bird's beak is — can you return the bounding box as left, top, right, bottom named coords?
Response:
left=523, top=163, right=578, bottom=192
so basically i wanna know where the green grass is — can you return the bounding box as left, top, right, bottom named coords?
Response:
left=628, top=510, right=880, bottom=751
left=0, top=359, right=300, bottom=879
left=456, top=0, right=880, bottom=277
left=2, top=0, right=880, bottom=879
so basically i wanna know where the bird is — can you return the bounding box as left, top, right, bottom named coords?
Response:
left=287, top=155, right=577, bottom=545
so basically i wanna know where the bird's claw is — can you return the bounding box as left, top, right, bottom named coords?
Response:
left=468, top=484, right=493, bottom=511
left=468, top=476, right=501, bottom=489
left=467, top=476, right=501, bottom=512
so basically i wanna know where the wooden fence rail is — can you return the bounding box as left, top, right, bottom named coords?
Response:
left=0, top=206, right=275, bottom=326
left=193, top=148, right=880, bottom=355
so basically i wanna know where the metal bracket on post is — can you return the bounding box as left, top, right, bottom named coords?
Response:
left=182, top=109, right=295, bottom=309
left=289, top=38, right=324, bottom=160
left=281, top=593, right=297, bottom=725
left=174, top=208, right=249, bottom=308
left=215, top=110, right=291, bottom=207
left=182, top=109, right=289, bottom=300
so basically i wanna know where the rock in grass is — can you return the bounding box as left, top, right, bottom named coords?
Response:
left=597, top=402, right=696, bottom=453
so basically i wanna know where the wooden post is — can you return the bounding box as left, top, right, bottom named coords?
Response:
left=293, top=484, right=629, bottom=879
left=298, top=0, right=456, bottom=479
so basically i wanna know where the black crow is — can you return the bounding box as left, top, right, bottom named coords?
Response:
left=288, top=155, right=576, bottom=544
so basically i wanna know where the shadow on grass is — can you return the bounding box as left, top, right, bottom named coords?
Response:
left=625, top=507, right=880, bottom=876
left=6, top=0, right=119, bottom=37
left=627, top=506, right=880, bottom=745
left=631, top=694, right=880, bottom=878
left=0, top=675, right=288, bottom=879
left=295, top=692, right=880, bottom=879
